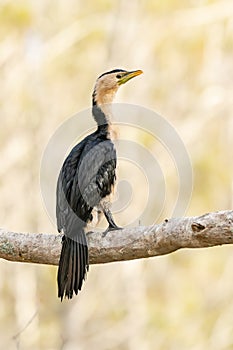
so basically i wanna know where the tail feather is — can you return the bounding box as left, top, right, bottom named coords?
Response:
left=74, top=241, right=80, bottom=295
left=66, top=240, right=74, bottom=299
left=79, top=232, right=87, bottom=290
left=57, top=231, right=89, bottom=301
left=71, top=241, right=77, bottom=294
left=57, top=237, right=69, bottom=298
left=78, top=242, right=83, bottom=291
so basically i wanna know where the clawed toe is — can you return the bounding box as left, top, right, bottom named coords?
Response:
left=86, top=230, right=94, bottom=237
left=102, top=225, right=122, bottom=237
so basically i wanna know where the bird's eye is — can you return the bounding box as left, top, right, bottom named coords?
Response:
left=116, top=74, right=122, bottom=79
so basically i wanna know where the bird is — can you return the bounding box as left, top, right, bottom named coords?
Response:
left=56, top=68, right=143, bottom=300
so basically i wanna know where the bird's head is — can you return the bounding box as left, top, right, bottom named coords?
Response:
left=92, top=69, right=143, bottom=106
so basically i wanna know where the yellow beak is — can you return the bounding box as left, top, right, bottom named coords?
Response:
left=118, top=69, right=143, bottom=85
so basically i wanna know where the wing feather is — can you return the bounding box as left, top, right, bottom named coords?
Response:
left=56, top=134, right=116, bottom=236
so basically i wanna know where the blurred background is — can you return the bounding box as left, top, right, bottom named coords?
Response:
left=1, top=0, right=233, bottom=349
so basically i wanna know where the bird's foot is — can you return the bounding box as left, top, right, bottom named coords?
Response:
left=86, top=230, right=94, bottom=238
left=102, top=225, right=122, bottom=237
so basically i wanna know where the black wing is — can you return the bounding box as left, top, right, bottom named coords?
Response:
left=56, top=135, right=116, bottom=238
left=56, top=140, right=86, bottom=234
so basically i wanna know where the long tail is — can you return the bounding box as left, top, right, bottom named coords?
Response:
left=57, top=230, right=89, bottom=301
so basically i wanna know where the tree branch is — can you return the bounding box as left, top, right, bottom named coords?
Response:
left=0, top=210, right=233, bottom=266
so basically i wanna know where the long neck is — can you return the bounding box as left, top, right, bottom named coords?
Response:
left=92, top=87, right=117, bottom=135
left=92, top=98, right=109, bottom=131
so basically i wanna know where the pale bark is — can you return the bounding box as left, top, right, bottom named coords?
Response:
left=0, top=210, right=233, bottom=266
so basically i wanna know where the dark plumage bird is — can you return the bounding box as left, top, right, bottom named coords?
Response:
left=56, top=68, right=143, bottom=300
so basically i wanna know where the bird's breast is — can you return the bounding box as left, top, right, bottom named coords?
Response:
left=108, top=124, right=119, bottom=141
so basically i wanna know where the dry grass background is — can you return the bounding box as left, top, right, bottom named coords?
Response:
left=0, top=1, right=233, bottom=349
